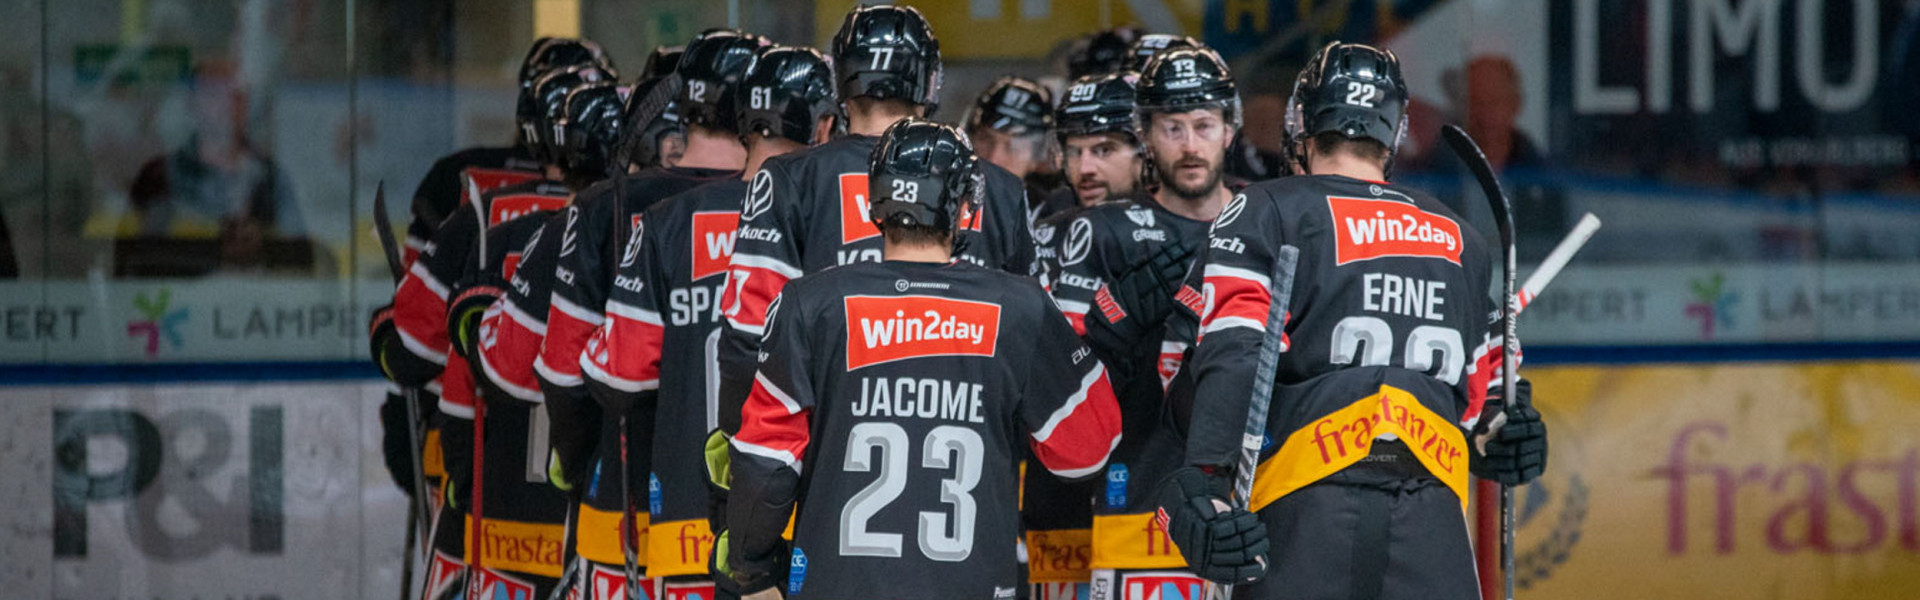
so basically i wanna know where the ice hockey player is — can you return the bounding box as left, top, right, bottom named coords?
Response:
left=1161, top=42, right=1548, bottom=600
left=371, top=63, right=616, bottom=600
left=509, top=29, right=763, bottom=600
left=1033, top=45, right=1242, bottom=600
left=372, top=37, right=610, bottom=533
left=720, top=118, right=1123, bottom=600
left=576, top=45, right=839, bottom=600
left=716, top=4, right=1036, bottom=436
left=962, top=76, right=1064, bottom=220
left=1065, top=26, right=1144, bottom=79
left=1040, top=71, right=1145, bottom=219
left=1019, top=69, right=1152, bottom=600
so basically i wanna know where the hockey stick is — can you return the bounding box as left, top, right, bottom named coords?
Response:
left=464, top=173, right=492, bottom=600
left=1516, top=213, right=1601, bottom=313
left=621, top=414, right=642, bottom=600
left=374, top=182, right=433, bottom=600
left=1215, top=244, right=1300, bottom=600
left=1439, top=124, right=1517, bottom=600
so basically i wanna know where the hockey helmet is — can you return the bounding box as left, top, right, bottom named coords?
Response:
left=831, top=4, right=943, bottom=112
left=964, top=76, right=1053, bottom=137
left=1284, top=42, right=1408, bottom=173
left=867, top=118, right=981, bottom=234
left=736, top=45, right=838, bottom=145
left=675, top=29, right=769, bottom=132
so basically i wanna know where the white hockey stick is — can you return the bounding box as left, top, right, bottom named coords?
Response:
left=1516, top=213, right=1602, bottom=313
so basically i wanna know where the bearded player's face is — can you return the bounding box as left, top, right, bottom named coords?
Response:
left=1145, top=108, right=1232, bottom=200
left=1061, top=132, right=1141, bottom=206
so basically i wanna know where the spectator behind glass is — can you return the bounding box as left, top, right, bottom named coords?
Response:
left=128, top=64, right=302, bottom=241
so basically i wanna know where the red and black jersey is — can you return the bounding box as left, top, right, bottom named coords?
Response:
left=579, top=178, right=746, bottom=576
left=447, top=204, right=574, bottom=530
left=383, top=179, right=570, bottom=402
left=1179, top=174, right=1511, bottom=474
left=717, top=135, right=1036, bottom=431
left=1035, top=198, right=1209, bottom=571
left=535, top=167, right=738, bottom=398
left=404, top=145, right=542, bottom=266
left=731, top=260, right=1121, bottom=600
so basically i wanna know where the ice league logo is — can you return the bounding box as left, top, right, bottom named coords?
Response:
left=127, top=288, right=187, bottom=357
left=1684, top=272, right=1738, bottom=340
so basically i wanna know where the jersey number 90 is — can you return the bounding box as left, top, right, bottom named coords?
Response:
left=840, top=422, right=983, bottom=562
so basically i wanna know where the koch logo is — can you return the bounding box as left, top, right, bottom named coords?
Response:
left=127, top=288, right=187, bottom=357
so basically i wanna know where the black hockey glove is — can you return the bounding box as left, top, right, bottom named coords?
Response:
left=368, top=304, right=400, bottom=381
left=543, top=383, right=600, bottom=493
left=445, top=279, right=506, bottom=360
left=1471, top=378, right=1547, bottom=486
left=438, top=413, right=474, bottom=511
left=1086, top=238, right=1197, bottom=352
left=378, top=392, right=419, bottom=497
left=1159, top=466, right=1269, bottom=584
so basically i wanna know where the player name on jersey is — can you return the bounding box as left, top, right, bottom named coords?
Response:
left=852, top=377, right=988, bottom=423
left=1328, top=196, right=1463, bottom=265
left=844, top=295, right=1002, bottom=369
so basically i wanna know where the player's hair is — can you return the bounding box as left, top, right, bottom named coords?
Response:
left=880, top=222, right=952, bottom=249
left=1311, top=131, right=1389, bottom=165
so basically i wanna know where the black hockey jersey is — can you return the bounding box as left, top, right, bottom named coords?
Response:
left=386, top=180, right=571, bottom=414
left=717, top=135, right=1036, bottom=432
left=404, top=145, right=542, bottom=265
left=579, top=178, right=747, bottom=577
left=730, top=260, right=1121, bottom=600
left=1034, top=198, right=1210, bottom=571
left=1180, top=174, right=1510, bottom=514
left=537, top=167, right=738, bottom=399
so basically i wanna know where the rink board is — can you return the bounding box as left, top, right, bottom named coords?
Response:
left=0, top=361, right=1917, bottom=599
left=0, top=380, right=406, bottom=600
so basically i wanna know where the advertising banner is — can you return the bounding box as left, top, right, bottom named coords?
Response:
left=1516, top=360, right=1920, bottom=599
left=0, top=381, right=408, bottom=600
left=0, top=280, right=390, bottom=365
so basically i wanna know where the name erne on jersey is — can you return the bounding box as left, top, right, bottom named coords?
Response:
left=852, top=376, right=986, bottom=424
left=1361, top=272, right=1447, bottom=321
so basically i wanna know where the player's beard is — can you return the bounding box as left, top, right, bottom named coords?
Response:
left=1156, top=150, right=1223, bottom=202
left=1073, top=172, right=1111, bottom=204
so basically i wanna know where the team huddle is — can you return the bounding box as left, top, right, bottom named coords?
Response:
left=367, top=5, right=1550, bottom=600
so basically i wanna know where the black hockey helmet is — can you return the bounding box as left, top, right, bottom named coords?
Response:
left=675, top=29, right=769, bottom=132
left=831, top=4, right=943, bottom=112
left=519, top=37, right=615, bottom=89
left=526, top=65, right=615, bottom=164
left=618, top=75, right=687, bottom=170
left=643, top=45, right=684, bottom=80
left=517, top=38, right=615, bottom=157
left=559, top=83, right=626, bottom=180
left=1134, top=46, right=1240, bottom=132
left=964, top=76, right=1053, bottom=137
left=1124, top=34, right=1199, bottom=73
left=735, top=45, right=838, bottom=145
left=1055, top=72, right=1139, bottom=143
left=1069, top=26, right=1144, bottom=78
left=867, top=118, right=981, bottom=234
left=1284, top=41, right=1408, bottom=173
